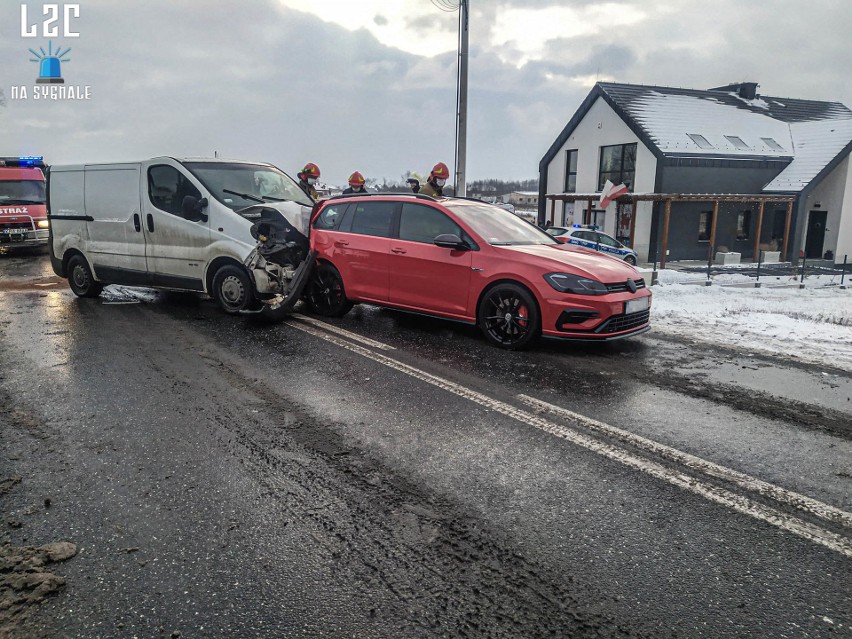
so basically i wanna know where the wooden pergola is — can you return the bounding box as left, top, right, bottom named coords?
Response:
left=545, top=193, right=798, bottom=268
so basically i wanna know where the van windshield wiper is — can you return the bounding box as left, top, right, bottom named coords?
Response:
left=0, top=198, right=43, bottom=205
left=223, top=189, right=265, bottom=204
left=222, top=189, right=289, bottom=204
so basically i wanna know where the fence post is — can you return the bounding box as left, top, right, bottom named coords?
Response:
left=842, top=254, right=848, bottom=290
left=706, top=244, right=713, bottom=286
left=652, top=247, right=659, bottom=285
left=799, top=255, right=807, bottom=289
left=755, top=250, right=763, bottom=288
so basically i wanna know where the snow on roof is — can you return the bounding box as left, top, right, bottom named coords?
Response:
left=763, top=118, right=852, bottom=192
left=597, top=83, right=852, bottom=192
left=619, top=91, right=793, bottom=157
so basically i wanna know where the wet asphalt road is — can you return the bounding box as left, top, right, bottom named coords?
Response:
left=0, top=251, right=850, bottom=638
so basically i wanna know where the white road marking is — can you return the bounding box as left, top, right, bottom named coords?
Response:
left=289, top=314, right=396, bottom=351
left=517, top=394, right=852, bottom=529
left=287, top=321, right=852, bottom=559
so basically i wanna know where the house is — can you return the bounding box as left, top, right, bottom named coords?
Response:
left=507, top=191, right=539, bottom=209
left=538, top=81, right=852, bottom=264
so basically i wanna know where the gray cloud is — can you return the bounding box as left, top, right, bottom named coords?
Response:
left=1, top=0, right=850, bottom=183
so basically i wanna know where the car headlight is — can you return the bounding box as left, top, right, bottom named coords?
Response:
left=544, top=272, right=608, bottom=295
left=37, top=220, right=49, bottom=229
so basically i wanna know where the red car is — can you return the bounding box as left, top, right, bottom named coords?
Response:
left=306, top=194, right=651, bottom=349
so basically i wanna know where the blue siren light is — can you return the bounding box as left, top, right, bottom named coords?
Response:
left=29, top=41, right=70, bottom=85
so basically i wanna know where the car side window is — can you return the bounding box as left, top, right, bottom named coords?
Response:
left=349, top=202, right=396, bottom=238
left=398, top=204, right=462, bottom=244
left=574, top=231, right=593, bottom=241
left=148, top=165, right=201, bottom=216
left=314, top=204, right=347, bottom=230
left=597, top=233, right=620, bottom=247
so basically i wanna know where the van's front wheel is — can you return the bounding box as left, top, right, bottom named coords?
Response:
left=212, top=264, right=254, bottom=314
left=67, top=255, right=103, bottom=298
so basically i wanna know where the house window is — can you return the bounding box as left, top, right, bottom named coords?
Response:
left=724, top=135, right=750, bottom=150
left=736, top=210, right=751, bottom=240
left=687, top=133, right=714, bottom=149
left=761, top=137, right=784, bottom=151
left=598, top=143, right=636, bottom=191
left=698, top=210, right=714, bottom=241
left=564, top=149, right=578, bottom=193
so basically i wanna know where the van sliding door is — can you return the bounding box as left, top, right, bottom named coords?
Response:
left=84, top=165, right=148, bottom=284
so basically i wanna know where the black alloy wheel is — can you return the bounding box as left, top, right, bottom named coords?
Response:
left=306, top=263, right=353, bottom=317
left=67, top=255, right=103, bottom=298
left=477, top=283, right=540, bottom=349
left=624, top=255, right=637, bottom=266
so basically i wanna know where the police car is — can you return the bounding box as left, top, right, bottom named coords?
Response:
left=546, top=225, right=638, bottom=265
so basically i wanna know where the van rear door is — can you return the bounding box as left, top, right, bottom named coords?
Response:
left=141, top=162, right=209, bottom=290
left=84, top=164, right=148, bottom=284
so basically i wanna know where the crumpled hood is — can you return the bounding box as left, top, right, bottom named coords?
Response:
left=238, top=200, right=312, bottom=236
left=498, top=244, right=640, bottom=282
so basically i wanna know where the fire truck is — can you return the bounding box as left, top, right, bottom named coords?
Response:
left=0, top=156, right=48, bottom=249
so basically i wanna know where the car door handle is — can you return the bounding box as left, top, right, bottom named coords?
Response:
left=334, top=240, right=349, bottom=247
left=146, top=214, right=154, bottom=232
left=391, top=247, right=407, bottom=254
left=133, top=214, right=141, bottom=232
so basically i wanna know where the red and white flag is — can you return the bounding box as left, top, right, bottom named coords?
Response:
left=598, top=180, right=629, bottom=208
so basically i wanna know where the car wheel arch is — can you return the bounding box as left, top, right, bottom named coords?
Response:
left=62, top=248, right=94, bottom=280
left=475, top=278, right=542, bottom=323
left=205, top=256, right=250, bottom=295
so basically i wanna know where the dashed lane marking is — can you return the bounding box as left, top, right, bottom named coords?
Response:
left=287, top=320, right=852, bottom=559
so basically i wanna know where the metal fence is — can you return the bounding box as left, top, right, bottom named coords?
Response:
left=650, top=253, right=851, bottom=287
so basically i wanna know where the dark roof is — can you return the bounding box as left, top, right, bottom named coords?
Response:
left=598, top=82, right=852, bottom=123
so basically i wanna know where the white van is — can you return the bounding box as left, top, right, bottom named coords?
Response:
left=48, top=157, right=315, bottom=315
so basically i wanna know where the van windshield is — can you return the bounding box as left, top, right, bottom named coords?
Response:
left=182, top=162, right=313, bottom=210
left=0, top=180, right=46, bottom=205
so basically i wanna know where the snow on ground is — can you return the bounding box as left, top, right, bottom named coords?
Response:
left=642, top=268, right=852, bottom=371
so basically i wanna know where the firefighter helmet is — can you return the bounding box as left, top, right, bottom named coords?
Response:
left=348, top=171, right=365, bottom=187
left=430, top=162, right=450, bottom=180
left=300, top=162, right=321, bottom=179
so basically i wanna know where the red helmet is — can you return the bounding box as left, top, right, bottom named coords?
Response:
left=348, top=171, right=365, bottom=187
left=430, top=162, right=449, bottom=180
left=300, top=162, right=321, bottom=179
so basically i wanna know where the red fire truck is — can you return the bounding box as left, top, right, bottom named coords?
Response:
left=0, top=156, right=49, bottom=249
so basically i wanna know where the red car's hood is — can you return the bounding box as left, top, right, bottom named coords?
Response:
left=499, top=244, right=640, bottom=282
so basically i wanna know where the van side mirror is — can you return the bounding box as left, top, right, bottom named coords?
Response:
left=182, top=196, right=208, bottom=222
left=434, top=233, right=468, bottom=250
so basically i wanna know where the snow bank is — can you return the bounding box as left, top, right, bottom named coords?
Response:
left=646, top=273, right=852, bottom=370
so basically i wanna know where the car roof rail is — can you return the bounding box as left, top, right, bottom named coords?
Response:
left=324, top=192, right=441, bottom=203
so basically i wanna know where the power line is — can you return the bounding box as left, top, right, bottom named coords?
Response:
left=431, top=0, right=460, bottom=12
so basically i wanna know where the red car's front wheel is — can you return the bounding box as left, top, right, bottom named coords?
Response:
left=477, top=283, right=540, bottom=350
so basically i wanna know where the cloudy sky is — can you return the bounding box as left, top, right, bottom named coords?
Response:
left=1, top=0, right=850, bottom=185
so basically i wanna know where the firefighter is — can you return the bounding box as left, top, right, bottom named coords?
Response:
left=343, top=171, right=367, bottom=195
left=406, top=177, right=420, bottom=193
left=418, top=162, right=449, bottom=198
left=297, top=162, right=321, bottom=199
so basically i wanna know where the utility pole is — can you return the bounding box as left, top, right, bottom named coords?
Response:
left=454, top=0, right=469, bottom=197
